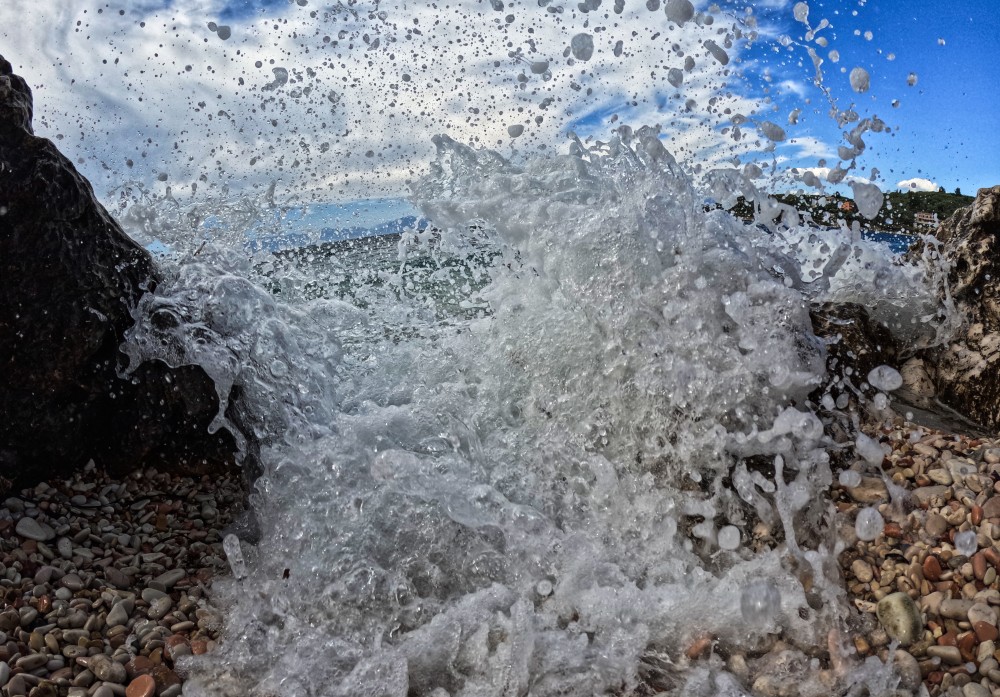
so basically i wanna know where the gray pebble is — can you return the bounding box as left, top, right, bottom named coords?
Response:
left=60, top=573, right=84, bottom=592
left=15, top=516, right=55, bottom=542
left=87, top=654, right=126, bottom=684
left=0, top=661, right=8, bottom=686
left=140, top=588, right=167, bottom=603
left=5, top=673, right=26, bottom=696
left=147, top=596, right=173, bottom=620
left=152, top=568, right=186, bottom=589
left=963, top=683, right=990, bottom=697
left=106, top=602, right=129, bottom=628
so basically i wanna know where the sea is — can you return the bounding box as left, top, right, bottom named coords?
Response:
left=39, top=2, right=961, bottom=695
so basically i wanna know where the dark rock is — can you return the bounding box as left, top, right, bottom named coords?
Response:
left=810, top=301, right=898, bottom=400
left=0, top=55, right=243, bottom=489
left=920, top=186, right=1000, bottom=430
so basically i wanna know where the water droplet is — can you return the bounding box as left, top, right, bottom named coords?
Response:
left=839, top=470, right=862, bottom=488
left=741, top=580, right=781, bottom=625
left=718, top=525, right=741, bottom=550
left=855, top=507, right=884, bottom=542
left=955, top=530, right=977, bottom=557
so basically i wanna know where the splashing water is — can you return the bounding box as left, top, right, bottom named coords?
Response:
left=2, top=0, right=971, bottom=695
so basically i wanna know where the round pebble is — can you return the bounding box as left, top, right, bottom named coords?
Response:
left=126, top=674, right=156, bottom=697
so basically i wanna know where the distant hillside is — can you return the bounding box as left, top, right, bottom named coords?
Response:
left=726, top=189, right=974, bottom=233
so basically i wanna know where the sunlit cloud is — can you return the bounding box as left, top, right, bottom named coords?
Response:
left=896, top=177, right=939, bottom=192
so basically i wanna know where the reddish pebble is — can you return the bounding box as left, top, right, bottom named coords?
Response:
left=684, top=634, right=713, bottom=660
left=973, top=551, right=988, bottom=581
left=972, top=504, right=984, bottom=525
left=923, top=555, right=943, bottom=582
left=957, top=632, right=977, bottom=661
left=975, top=621, right=999, bottom=643
left=190, top=639, right=208, bottom=655
left=883, top=522, right=902, bottom=538
left=126, top=674, right=155, bottom=697
left=938, top=631, right=957, bottom=647
left=125, top=655, right=154, bottom=680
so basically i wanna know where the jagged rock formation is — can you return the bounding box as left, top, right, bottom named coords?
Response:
left=0, top=55, right=243, bottom=491
left=810, top=302, right=899, bottom=401
left=919, top=186, right=1000, bottom=430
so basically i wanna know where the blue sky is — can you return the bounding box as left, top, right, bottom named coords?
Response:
left=723, top=0, right=1000, bottom=193
left=0, top=0, right=996, bottom=206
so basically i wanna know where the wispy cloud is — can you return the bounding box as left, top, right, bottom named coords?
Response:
left=1, top=0, right=847, bottom=204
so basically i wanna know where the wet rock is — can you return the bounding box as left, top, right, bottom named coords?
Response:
left=876, top=592, right=923, bottom=646
left=0, top=55, right=248, bottom=489
left=810, top=302, right=898, bottom=402
left=15, top=517, right=54, bottom=541
left=916, top=186, right=1000, bottom=430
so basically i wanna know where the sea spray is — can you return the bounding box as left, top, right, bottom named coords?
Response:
left=157, top=130, right=955, bottom=696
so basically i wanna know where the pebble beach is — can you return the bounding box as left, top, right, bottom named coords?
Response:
left=0, top=463, right=241, bottom=697
left=838, top=417, right=1000, bottom=697
left=3, top=413, right=1000, bottom=697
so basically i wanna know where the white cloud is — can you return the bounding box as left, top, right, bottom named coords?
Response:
left=897, top=177, right=939, bottom=192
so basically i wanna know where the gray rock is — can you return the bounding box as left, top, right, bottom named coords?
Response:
left=152, top=568, right=186, bottom=589
left=876, top=592, right=923, bottom=646
left=14, top=516, right=54, bottom=541
left=927, top=645, right=963, bottom=665
left=147, top=596, right=173, bottom=620
left=87, top=654, right=126, bottom=684
left=106, top=601, right=129, bottom=628
left=964, top=683, right=991, bottom=697
left=911, top=485, right=951, bottom=506
left=104, top=567, right=130, bottom=590
left=893, top=649, right=921, bottom=692
left=940, top=598, right=975, bottom=620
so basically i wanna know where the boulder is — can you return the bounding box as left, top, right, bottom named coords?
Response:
left=0, top=55, right=243, bottom=490
left=809, top=301, right=898, bottom=401
left=920, top=186, right=1000, bottom=430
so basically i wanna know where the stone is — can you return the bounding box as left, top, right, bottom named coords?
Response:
left=15, top=517, right=54, bottom=541
left=876, top=592, right=923, bottom=647
left=0, top=55, right=249, bottom=490
left=925, top=513, right=949, bottom=537
left=126, top=675, right=155, bottom=697
left=911, top=486, right=951, bottom=507
left=151, top=569, right=186, bottom=590
left=968, top=602, right=997, bottom=625
left=914, top=186, right=1000, bottom=431
left=983, top=496, right=1000, bottom=519
left=940, top=599, right=976, bottom=620
left=926, top=645, right=963, bottom=665
left=845, top=477, right=888, bottom=505
left=923, top=554, right=943, bottom=581
left=106, top=602, right=129, bottom=628
left=893, top=649, right=922, bottom=692
left=87, top=654, right=127, bottom=684
left=147, top=596, right=173, bottom=620
left=974, top=621, right=998, bottom=643
left=963, top=683, right=990, bottom=697
left=809, top=302, right=899, bottom=405
left=851, top=559, right=874, bottom=583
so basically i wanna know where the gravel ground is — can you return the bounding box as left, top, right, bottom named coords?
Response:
left=0, top=462, right=242, bottom=697
left=838, top=416, right=1000, bottom=697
